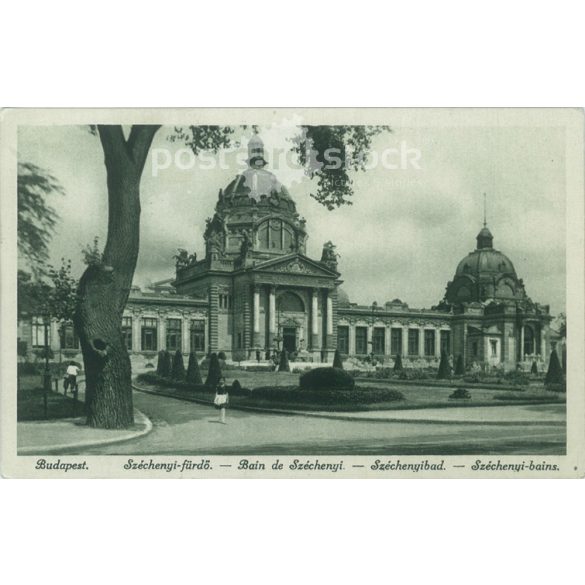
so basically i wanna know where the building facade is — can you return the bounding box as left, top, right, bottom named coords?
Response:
left=18, top=136, right=554, bottom=372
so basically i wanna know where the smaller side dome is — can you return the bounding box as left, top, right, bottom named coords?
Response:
left=337, top=287, right=350, bottom=307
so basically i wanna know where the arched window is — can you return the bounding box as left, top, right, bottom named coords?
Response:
left=277, top=292, right=304, bottom=313
left=256, top=219, right=295, bottom=251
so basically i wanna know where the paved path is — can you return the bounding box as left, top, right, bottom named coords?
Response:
left=66, top=390, right=565, bottom=456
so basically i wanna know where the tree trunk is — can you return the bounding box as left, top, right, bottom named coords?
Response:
left=74, top=125, right=159, bottom=429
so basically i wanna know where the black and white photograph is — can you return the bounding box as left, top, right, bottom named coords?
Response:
left=1, top=108, right=583, bottom=477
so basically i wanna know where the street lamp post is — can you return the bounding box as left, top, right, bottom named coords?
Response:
left=42, top=315, right=51, bottom=418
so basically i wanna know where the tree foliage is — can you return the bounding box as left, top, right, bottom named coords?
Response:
left=332, top=349, right=344, bottom=369
left=437, top=350, right=451, bottom=379
left=171, top=350, right=186, bottom=380
left=17, top=162, right=64, bottom=273
left=545, top=349, right=564, bottom=384
left=174, top=124, right=391, bottom=209
left=205, top=352, right=222, bottom=388
left=186, top=352, right=203, bottom=385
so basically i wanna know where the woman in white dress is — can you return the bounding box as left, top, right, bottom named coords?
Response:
left=214, top=377, right=229, bottom=424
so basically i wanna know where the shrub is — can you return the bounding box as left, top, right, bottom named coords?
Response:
left=34, top=347, right=54, bottom=361
left=332, top=349, right=344, bottom=370
left=449, top=387, right=471, bottom=400
left=437, top=351, right=451, bottom=380
left=545, top=382, right=566, bottom=393
left=231, top=379, right=251, bottom=396
left=278, top=349, right=290, bottom=373
left=454, top=354, right=465, bottom=376
left=158, top=350, right=171, bottom=378
left=530, top=361, right=538, bottom=375
left=171, top=350, right=186, bottom=380
left=186, top=352, right=203, bottom=385
left=463, top=373, right=481, bottom=384
left=299, top=367, right=355, bottom=391
left=18, top=362, right=39, bottom=376
left=205, top=352, right=222, bottom=388
left=393, top=353, right=403, bottom=373
left=156, top=350, right=164, bottom=375
left=545, top=350, right=564, bottom=385
left=503, top=370, right=530, bottom=386
left=218, top=351, right=226, bottom=360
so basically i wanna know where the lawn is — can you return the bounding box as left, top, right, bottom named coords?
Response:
left=17, top=375, right=85, bottom=421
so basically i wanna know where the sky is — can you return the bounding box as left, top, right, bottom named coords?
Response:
left=18, top=121, right=566, bottom=315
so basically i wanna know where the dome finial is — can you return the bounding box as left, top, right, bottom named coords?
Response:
left=248, top=134, right=268, bottom=169
left=483, top=192, right=487, bottom=227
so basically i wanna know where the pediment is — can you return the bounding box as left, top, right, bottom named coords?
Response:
left=252, top=254, right=337, bottom=278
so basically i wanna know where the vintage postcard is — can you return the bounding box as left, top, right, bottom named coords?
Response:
left=0, top=108, right=583, bottom=478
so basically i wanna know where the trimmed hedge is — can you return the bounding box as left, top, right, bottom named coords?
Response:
left=251, top=385, right=403, bottom=405
left=300, top=367, right=355, bottom=391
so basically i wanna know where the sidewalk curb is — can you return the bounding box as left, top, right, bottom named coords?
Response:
left=132, top=385, right=564, bottom=427
left=18, top=409, right=153, bottom=455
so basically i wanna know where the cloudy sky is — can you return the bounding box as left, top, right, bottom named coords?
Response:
left=18, top=120, right=566, bottom=314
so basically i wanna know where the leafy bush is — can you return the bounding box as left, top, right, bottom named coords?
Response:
left=449, top=387, right=471, bottom=400
left=300, top=367, right=355, bottom=391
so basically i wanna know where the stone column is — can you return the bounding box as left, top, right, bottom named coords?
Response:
left=133, top=314, right=141, bottom=352
left=50, top=320, right=60, bottom=352
left=348, top=324, right=355, bottom=355
left=268, top=286, right=276, bottom=349
left=326, top=291, right=333, bottom=348
left=402, top=327, right=409, bottom=357
left=434, top=328, right=441, bottom=357
left=158, top=315, right=166, bottom=352
left=418, top=326, right=425, bottom=357
left=311, top=288, right=319, bottom=349
left=182, top=316, right=191, bottom=354
left=520, top=324, right=525, bottom=362
left=367, top=325, right=373, bottom=355
left=252, top=285, right=260, bottom=348
left=540, top=326, right=546, bottom=358
left=385, top=326, right=391, bottom=356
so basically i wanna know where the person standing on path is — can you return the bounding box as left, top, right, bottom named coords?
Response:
left=214, top=377, right=229, bottom=424
left=65, top=361, right=79, bottom=394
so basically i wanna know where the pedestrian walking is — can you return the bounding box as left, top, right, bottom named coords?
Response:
left=213, top=377, right=229, bottom=424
